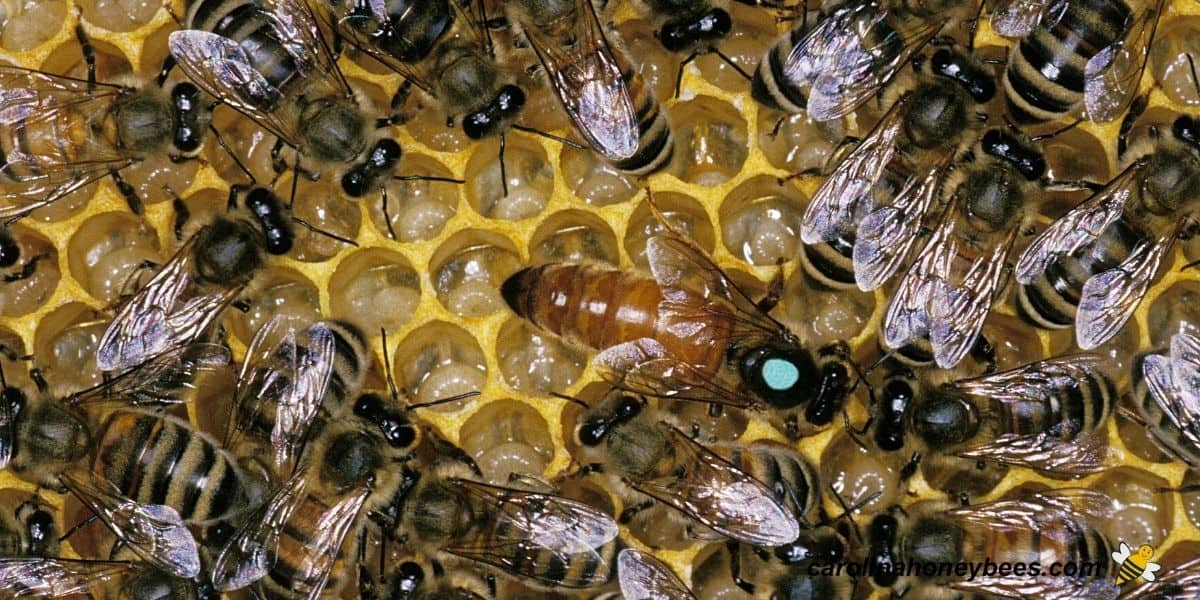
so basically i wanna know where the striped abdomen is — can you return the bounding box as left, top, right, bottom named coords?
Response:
left=609, top=50, right=673, bottom=177
left=501, top=263, right=732, bottom=374
left=1003, top=0, right=1132, bottom=121
left=980, top=517, right=1111, bottom=578
left=186, top=0, right=304, bottom=107
left=720, top=442, right=818, bottom=520
left=256, top=492, right=354, bottom=600
left=993, top=367, right=1116, bottom=439
left=1017, top=216, right=1144, bottom=328
left=94, top=410, right=257, bottom=524
left=1133, top=363, right=1200, bottom=467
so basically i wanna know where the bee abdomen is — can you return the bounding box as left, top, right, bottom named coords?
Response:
left=611, top=60, right=673, bottom=177
left=800, top=235, right=857, bottom=289
left=752, top=28, right=809, bottom=113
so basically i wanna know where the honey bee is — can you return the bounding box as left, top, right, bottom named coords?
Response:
left=0, top=366, right=91, bottom=491
left=618, top=548, right=696, bottom=600
left=0, top=493, right=59, bottom=558
left=169, top=0, right=403, bottom=199
left=225, top=316, right=368, bottom=474
left=212, top=393, right=420, bottom=597
left=95, top=186, right=296, bottom=373
left=799, top=47, right=995, bottom=292
left=629, top=0, right=749, bottom=97
left=0, top=26, right=211, bottom=222
left=866, top=489, right=1118, bottom=598
left=993, top=0, right=1166, bottom=123
left=1015, top=114, right=1200, bottom=349
left=507, top=0, right=674, bottom=177
left=751, top=0, right=973, bottom=121
left=502, top=204, right=860, bottom=435
left=866, top=354, right=1117, bottom=478
left=881, top=128, right=1046, bottom=368
left=572, top=391, right=800, bottom=546
left=390, top=459, right=620, bottom=589
left=0, top=558, right=206, bottom=599
left=360, top=557, right=495, bottom=600
left=1136, top=329, right=1200, bottom=467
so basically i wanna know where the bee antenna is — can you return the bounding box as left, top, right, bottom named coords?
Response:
left=863, top=350, right=896, bottom=376
left=1187, top=52, right=1200, bottom=99
left=291, top=217, right=359, bottom=247
left=1030, top=118, right=1083, bottom=142
left=208, top=123, right=255, bottom=184
left=0, top=358, right=8, bottom=389
left=550, top=391, right=590, bottom=409
left=393, top=174, right=466, bottom=184
left=511, top=124, right=586, bottom=149
left=405, top=391, right=481, bottom=410
left=710, top=48, right=753, bottom=82
left=1183, top=257, right=1200, bottom=271
left=379, top=328, right=400, bottom=402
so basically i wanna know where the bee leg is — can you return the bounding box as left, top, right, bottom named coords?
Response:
left=155, top=54, right=176, bottom=88
left=270, top=138, right=289, bottom=174
left=499, top=132, right=510, bottom=197
left=726, top=540, right=756, bottom=594
left=380, top=184, right=397, bottom=240
left=74, top=19, right=96, bottom=94
left=898, top=451, right=921, bottom=483
left=293, top=216, right=360, bottom=247
left=1118, top=94, right=1151, bottom=159
left=2, top=253, right=44, bottom=283
left=209, top=123, right=256, bottom=183
left=969, top=335, right=996, bottom=373
left=485, top=572, right=497, bottom=597
left=675, top=52, right=699, bottom=99
left=618, top=499, right=653, bottom=524
left=109, top=170, right=144, bottom=215
left=755, top=261, right=787, bottom=313
left=232, top=299, right=251, bottom=313
left=57, top=513, right=99, bottom=543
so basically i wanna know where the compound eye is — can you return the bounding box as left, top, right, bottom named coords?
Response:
left=578, top=418, right=608, bottom=446
left=386, top=422, right=417, bottom=448
left=354, top=393, right=385, bottom=419
left=497, top=84, right=526, bottom=115
left=396, top=561, right=423, bottom=592
left=463, top=111, right=490, bottom=140
left=616, top=395, right=641, bottom=419
left=341, top=169, right=369, bottom=197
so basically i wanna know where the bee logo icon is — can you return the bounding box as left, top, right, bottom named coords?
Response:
left=1112, top=542, right=1162, bottom=584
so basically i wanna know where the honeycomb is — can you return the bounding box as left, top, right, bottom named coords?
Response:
left=1, top=0, right=1200, bottom=597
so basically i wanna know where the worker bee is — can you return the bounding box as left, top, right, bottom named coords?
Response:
left=618, top=548, right=696, bottom=600
left=224, top=315, right=368, bottom=475
left=389, top=459, right=620, bottom=589
left=1136, top=329, right=1200, bottom=467
left=95, top=185, right=296, bottom=373
left=212, top=391, right=420, bottom=598
left=799, top=47, right=995, bottom=291
left=501, top=205, right=861, bottom=436
left=0, top=558, right=207, bottom=599
left=750, top=0, right=974, bottom=121
left=0, top=493, right=59, bottom=558
left=507, top=0, right=674, bottom=177
left=0, top=25, right=211, bottom=222
left=881, top=128, right=1046, bottom=368
left=170, top=0, right=403, bottom=199
left=866, top=489, right=1118, bottom=598
left=993, top=0, right=1166, bottom=123
left=0, top=366, right=91, bottom=491
left=866, top=353, right=1117, bottom=480
left=1015, top=114, right=1200, bottom=349
left=629, top=0, right=750, bottom=97
left=572, top=391, right=801, bottom=546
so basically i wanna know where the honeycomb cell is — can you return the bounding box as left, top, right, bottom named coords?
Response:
left=691, top=543, right=751, bottom=600
left=430, top=229, right=521, bottom=318
left=667, top=96, right=749, bottom=185
left=757, top=110, right=847, bottom=175
left=719, top=175, right=806, bottom=266
left=367, top=154, right=459, bottom=242
left=457, top=398, right=555, bottom=484
left=819, top=430, right=903, bottom=514
left=558, top=144, right=638, bottom=206
left=77, top=0, right=160, bottom=32
left=693, top=3, right=776, bottom=93
left=783, top=271, right=874, bottom=347
left=1045, top=311, right=1140, bottom=375
left=0, top=327, right=32, bottom=391
left=402, top=96, right=471, bottom=153
left=206, top=110, right=278, bottom=185
left=1151, top=17, right=1200, bottom=107
left=0, top=225, right=59, bottom=317
left=529, top=210, right=620, bottom=265
left=1038, top=127, right=1110, bottom=219
left=1146, top=280, right=1200, bottom=346
left=464, top=136, right=554, bottom=221
left=979, top=313, right=1046, bottom=372
left=0, top=0, right=66, bottom=51
left=623, top=192, right=715, bottom=270
left=225, top=267, right=322, bottom=346
left=627, top=502, right=695, bottom=551
left=511, top=69, right=572, bottom=136
left=1115, top=393, right=1175, bottom=463
left=615, top=18, right=680, bottom=101
left=496, top=317, right=587, bottom=395
left=1182, top=470, right=1200, bottom=530
left=920, top=452, right=1009, bottom=500
left=392, top=321, right=487, bottom=412
left=287, top=177, right=361, bottom=263
left=32, top=303, right=108, bottom=394
left=1092, top=467, right=1173, bottom=549
left=67, top=211, right=160, bottom=304
left=329, top=248, right=421, bottom=335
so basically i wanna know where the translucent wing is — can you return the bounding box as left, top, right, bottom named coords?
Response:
left=0, top=387, right=12, bottom=469
left=954, top=572, right=1120, bottom=600
left=618, top=549, right=697, bottom=600
left=0, top=67, right=135, bottom=221
left=854, top=160, right=948, bottom=291
left=295, top=487, right=370, bottom=600
left=1076, top=233, right=1173, bottom=349
left=631, top=426, right=800, bottom=545
left=69, top=342, right=231, bottom=406
left=1083, top=0, right=1165, bottom=123
left=0, top=558, right=135, bottom=597
left=989, top=0, right=1054, bottom=37
left=261, top=0, right=351, bottom=96
left=595, top=338, right=752, bottom=408
left=954, top=430, right=1113, bottom=474
left=519, top=0, right=637, bottom=159
left=1142, top=343, right=1200, bottom=464
left=802, top=95, right=909, bottom=245
left=60, top=468, right=200, bottom=579
left=1015, top=159, right=1145, bottom=285
left=806, top=7, right=942, bottom=121
left=947, top=353, right=1107, bottom=405
left=212, top=473, right=310, bottom=591
left=1169, top=331, right=1200, bottom=404
left=447, top=478, right=619, bottom=588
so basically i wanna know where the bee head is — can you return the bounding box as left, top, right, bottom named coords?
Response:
left=981, top=129, right=1045, bottom=181
left=1174, top=115, right=1200, bottom=149
left=875, top=378, right=916, bottom=452
left=930, top=48, right=995, bottom=104
left=169, top=81, right=211, bottom=155
left=867, top=513, right=901, bottom=586
left=243, top=186, right=293, bottom=255
left=193, top=218, right=265, bottom=286
left=738, top=344, right=818, bottom=409
left=16, top=500, right=57, bottom=556
left=342, top=138, right=402, bottom=197
left=389, top=561, right=425, bottom=598
left=578, top=393, right=642, bottom=446
left=462, top=85, right=526, bottom=140
left=354, top=392, right=418, bottom=450
left=657, top=8, right=732, bottom=53
left=910, top=395, right=979, bottom=449
left=773, top=526, right=847, bottom=566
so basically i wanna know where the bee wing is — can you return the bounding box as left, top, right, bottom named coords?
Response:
left=618, top=549, right=697, bottom=600
left=519, top=0, right=638, bottom=160
left=1076, top=233, right=1173, bottom=349
left=261, top=0, right=352, bottom=93
left=1143, top=562, right=1162, bottom=579
left=853, top=161, right=946, bottom=291
left=70, top=341, right=231, bottom=407
left=0, top=67, right=137, bottom=221
left=1014, top=159, right=1145, bottom=285
left=1121, top=557, right=1200, bottom=599
left=1142, top=350, right=1200, bottom=457
left=989, top=0, right=1055, bottom=37
left=296, top=487, right=370, bottom=600
left=1168, top=330, right=1200, bottom=403
left=802, top=95, right=909, bottom=245
left=947, top=353, right=1107, bottom=404
left=213, top=473, right=311, bottom=591
left=272, top=322, right=336, bottom=470
left=644, top=228, right=774, bottom=324
left=96, top=235, right=190, bottom=372
left=954, top=573, right=1120, bottom=600
left=806, top=9, right=941, bottom=121
left=447, top=478, right=619, bottom=588
left=948, top=488, right=1115, bottom=531
left=1083, top=0, right=1165, bottom=123
left=0, top=558, right=136, bottom=597
left=1113, top=541, right=1132, bottom=563
left=0, top=387, right=12, bottom=470
left=595, top=338, right=751, bottom=408
left=954, top=430, right=1114, bottom=474
left=60, top=468, right=200, bottom=579
left=630, top=426, right=800, bottom=546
